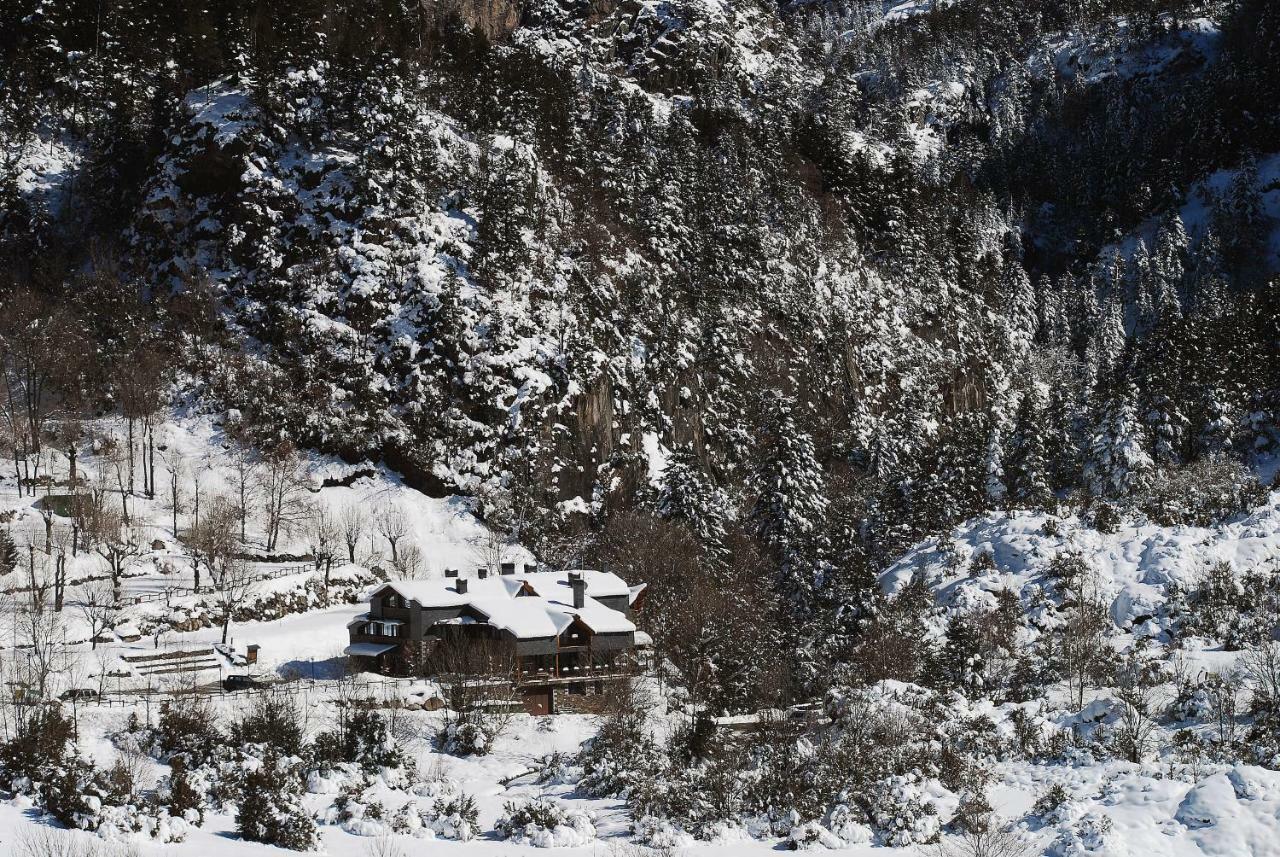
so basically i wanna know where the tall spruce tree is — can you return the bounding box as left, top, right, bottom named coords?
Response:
left=750, top=392, right=828, bottom=612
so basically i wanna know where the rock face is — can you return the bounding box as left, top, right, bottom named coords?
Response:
left=422, top=0, right=522, bottom=42
left=419, top=0, right=622, bottom=46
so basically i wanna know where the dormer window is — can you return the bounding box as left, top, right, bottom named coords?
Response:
left=385, top=593, right=403, bottom=609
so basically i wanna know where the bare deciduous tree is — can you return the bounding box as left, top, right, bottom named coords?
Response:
left=76, top=579, right=121, bottom=650
left=376, top=501, right=409, bottom=566
left=210, top=553, right=257, bottom=645
left=187, top=496, right=239, bottom=595
left=87, top=506, right=143, bottom=600
left=470, top=486, right=519, bottom=575
left=14, top=600, right=68, bottom=700
left=339, top=501, right=369, bottom=564
left=304, top=501, right=341, bottom=600
left=935, top=814, right=1034, bottom=857
left=1242, top=640, right=1280, bottom=714
left=259, top=441, right=308, bottom=551
left=391, top=539, right=425, bottom=579
left=1113, top=645, right=1162, bottom=763
left=100, top=435, right=133, bottom=524
left=225, top=439, right=259, bottom=545
left=116, top=346, right=165, bottom=498
left=1057, top=568, right=1113, bottom=710
left=432, top=633, right=518, bottom=754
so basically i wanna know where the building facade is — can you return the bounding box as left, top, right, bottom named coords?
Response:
left=345, top=565, right=647, bottom=714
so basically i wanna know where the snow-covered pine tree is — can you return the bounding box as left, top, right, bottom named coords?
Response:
left=657, top=444, right=730, bottom=565
left=1005, top=390, right=1054, bottom=510
left=750, top=392, right=828, bottom=612
left=0, top=529, right=17, bottom=575
left=1086, top=382, right=1154, bottom=499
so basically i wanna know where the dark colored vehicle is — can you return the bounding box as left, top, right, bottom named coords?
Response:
left=222, top=674, right=258, bottom=691
left=59, top=688, right=98, bottom=702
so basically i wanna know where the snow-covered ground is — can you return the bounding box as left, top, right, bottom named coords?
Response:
left=2, top=414, right=1280, bottom=855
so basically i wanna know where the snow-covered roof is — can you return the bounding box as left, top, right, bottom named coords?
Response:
left=376, top=569, right=637, bottom=640
left=345, top=642, right=397, bottom=657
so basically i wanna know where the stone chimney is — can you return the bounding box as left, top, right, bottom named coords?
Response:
left=569, top=572, right=586, bottom=609
left=456, top=579, right=468, bottom=595
left=500, top=562, right=516, bottom=576
left=477, top=566, right=488, bottom=580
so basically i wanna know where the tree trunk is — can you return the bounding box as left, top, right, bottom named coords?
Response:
left=147, top=429, right=155, bottom=499
left=53, top=554, right=65, bottom=612
left=127, top=417, right=135, bottom=495
left=171, top=472, right=179, bottom=537
left=68, top=443, right=76, bottom=485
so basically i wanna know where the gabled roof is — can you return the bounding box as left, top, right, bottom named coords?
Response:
left=373, top=569, right=637, bottom=640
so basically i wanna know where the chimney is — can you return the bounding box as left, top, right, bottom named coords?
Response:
left=500, top=562, right=516, bottom=576
left=456, top=579, right=468, bottom=595
left=477, top=566, right=488, bottom=580
left=444, top=568, right=459, bottom=578
left=570, top=573, right=586, bottom=609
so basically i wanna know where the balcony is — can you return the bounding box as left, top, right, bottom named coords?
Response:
left=515, top=659, right=635, bottom=687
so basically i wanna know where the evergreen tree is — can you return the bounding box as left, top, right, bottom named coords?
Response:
left=237, top=751, right=317, bottom=850
left=657, top=444, right=730, bottom=565
left=933, top=613, right=984, bottom=696
left=983, top=422, right=1007, bottom=507
left=1086, top=382, right=1154, bottom=499
left=0, top=530, right=16, bottom=575
left=750, top=393, right=828, bottom=611
left=1005, top=391, right=1054, bottom=509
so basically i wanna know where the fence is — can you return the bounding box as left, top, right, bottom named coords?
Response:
left=119, top=563, right=313, bottom=606
left=85, top=676, right=422, bottom=710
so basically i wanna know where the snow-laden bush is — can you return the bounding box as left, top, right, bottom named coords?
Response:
left=577, top=712, right=662, bottom=798
left=237, top=752, right=318, bottom=851
left=534, top=751, right=578, bottom=786
left=867, top=774, right=941, bottom=846
left=97, top=804, right=191, bottom=843
left=313, top=709, right=414, bottom=777
left=155, top=756, right=205, bottom=825
left=1050, top=810, right=1126, bottom=856
left=437, top=715, right=498, bottom=757
left=631, top=815, right=697, bottom=849
left=1029, top=783, right=1072, bottom=827
left=1138, top=457, right=1265, bottom=527
left=322, top=786, right=391, bottom=837
left=786, top=804, right=874, bottom=853
left=391, top=793, right=480, bottom=840
left=495, top=796, right=596, bottom=848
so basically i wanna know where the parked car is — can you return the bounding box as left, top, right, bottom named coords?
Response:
left=222, top=674, right=258, bottom=691
left=59, top=688, right=98, bottom=702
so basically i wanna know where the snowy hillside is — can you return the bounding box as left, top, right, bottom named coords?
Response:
left=883, top=490, right=1280, bottom=633
left=2, top=0, right=1280, bottom=855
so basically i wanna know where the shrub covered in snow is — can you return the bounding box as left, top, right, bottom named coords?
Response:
left=391, top=792, right=481, bottom=840
left=437, top=713, right=502, bottom=757
left=236, top=752, right=318, bottom=851
left=313, top=709, right=413, bottom=776
left=1049, top=810, right=1124, bottom=856
left=97, top=803, right=192, bottom=843
left=866, top=773, right=942, bottom=846
left=495, top=796, right=597, bottom=847
left=153, top=699, right=223, bottom=766
left=577, top=711, right=662, bottom=798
